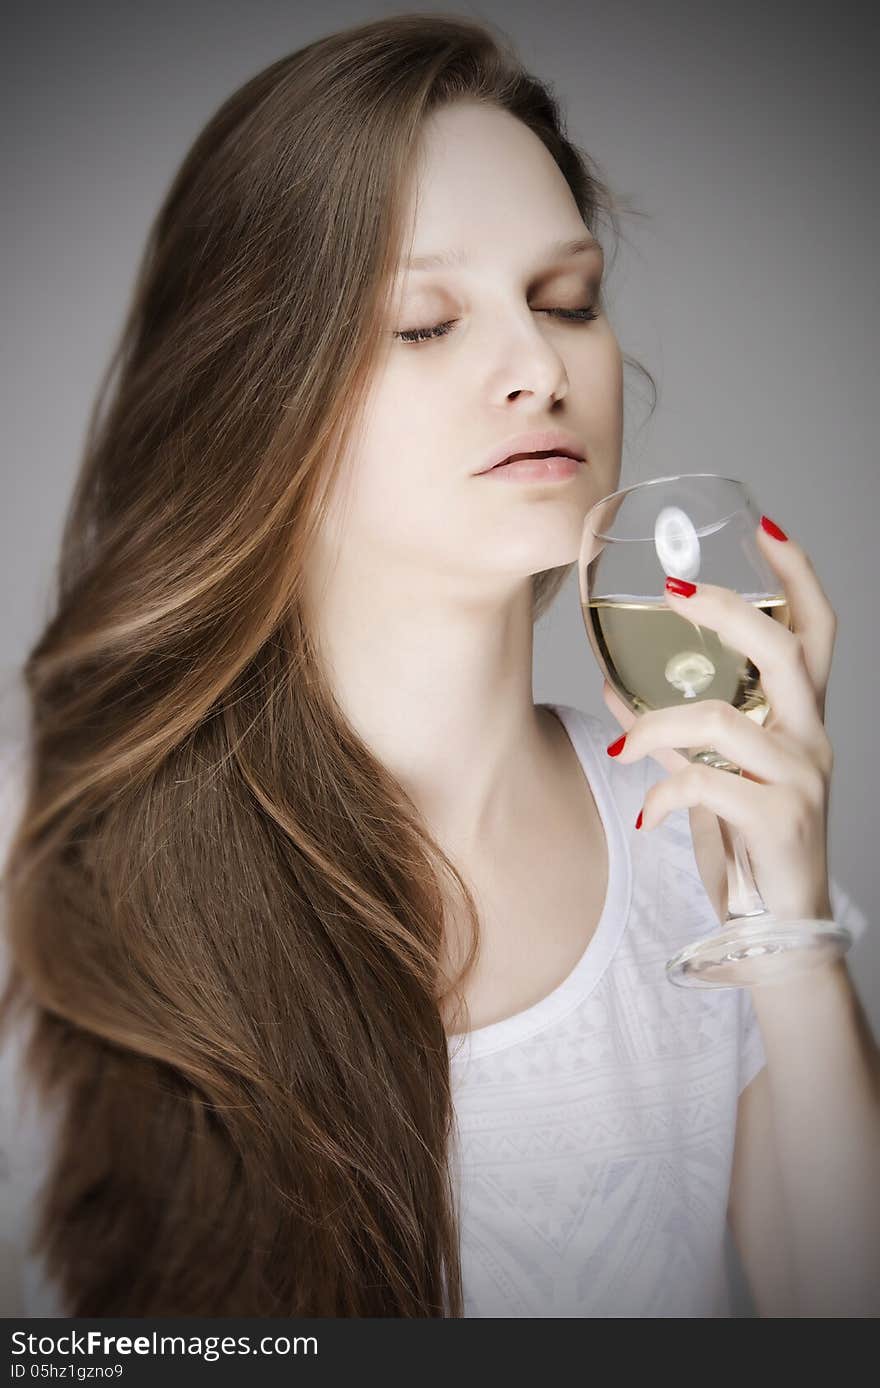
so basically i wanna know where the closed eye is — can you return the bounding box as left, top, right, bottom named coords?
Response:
left=393, top=304, right=601, bottom=345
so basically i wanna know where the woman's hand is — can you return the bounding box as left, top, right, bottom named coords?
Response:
left=602, top=517, right=837, bottom=923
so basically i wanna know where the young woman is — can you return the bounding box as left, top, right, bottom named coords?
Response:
left=1, top=13, right=877, bottom=1318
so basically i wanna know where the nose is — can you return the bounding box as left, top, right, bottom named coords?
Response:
left=491, top=308, right=569, bottom=406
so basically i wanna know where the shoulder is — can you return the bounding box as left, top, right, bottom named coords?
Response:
left=547, top=700, right=668, bottom=778
left=546, top=699, right=671, bottom=823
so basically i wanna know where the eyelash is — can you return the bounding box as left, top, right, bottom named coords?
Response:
left=393, top=304, right=601, bottom=344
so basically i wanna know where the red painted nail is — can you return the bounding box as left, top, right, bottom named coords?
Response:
left=635, top=809, right=643, bottom=830
left=760, top=515, right=788, bottom=542
left=665, top=576, right=697, bottom=598
left=606, top=735, right=626, bottom=757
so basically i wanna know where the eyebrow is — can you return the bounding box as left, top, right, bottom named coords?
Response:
left=401, top=235, right=604, bottom=271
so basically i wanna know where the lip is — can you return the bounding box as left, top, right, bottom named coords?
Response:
left=475, top=428, right=587, bottom=475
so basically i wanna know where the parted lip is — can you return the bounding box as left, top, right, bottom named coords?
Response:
left=475, top=429, right=587, bottom=474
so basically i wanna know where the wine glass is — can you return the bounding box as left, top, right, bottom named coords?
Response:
left=578, top=474, right=854, bottom=989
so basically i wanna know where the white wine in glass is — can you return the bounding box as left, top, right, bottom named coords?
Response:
left=579, top=474, right=853, bottom=989
left=586, top=595, right=790, bottom=771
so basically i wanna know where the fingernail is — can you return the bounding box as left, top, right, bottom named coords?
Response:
left=760, top=515, right=788, bottom=542
left=665, top=576, right=697, bottom=598
left=606, top=735, right=626, bottom=757
left=635, top=808, right=643, bottom=830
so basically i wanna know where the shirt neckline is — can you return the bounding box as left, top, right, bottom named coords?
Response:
left=446, top=701, right=633, bottom=1063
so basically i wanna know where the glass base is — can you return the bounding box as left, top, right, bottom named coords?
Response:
left=665, top=916, right=854, bottom=989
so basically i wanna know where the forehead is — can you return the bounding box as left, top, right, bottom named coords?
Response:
left=399, top=235, right=603, bottom=274
left=398, top=103, right=590, bottom=270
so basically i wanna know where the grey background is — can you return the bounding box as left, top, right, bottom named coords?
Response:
left=2, top=0, right=877, bottom=1317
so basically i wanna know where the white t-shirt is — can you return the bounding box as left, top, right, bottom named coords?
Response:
left=447, top=701, right=869, bottom=1318
left=0, top=704, right=869, bottom=1318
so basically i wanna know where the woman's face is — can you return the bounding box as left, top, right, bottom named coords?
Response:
left=321, top=100, right=624, bottom=601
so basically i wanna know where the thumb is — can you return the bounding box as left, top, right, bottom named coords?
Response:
left=602, top=679, right=636, bottom=732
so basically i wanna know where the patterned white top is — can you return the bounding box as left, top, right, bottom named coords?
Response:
left=0, top=706, right=870, bottom=1317
left=447, top=701, right=869, bottom=1318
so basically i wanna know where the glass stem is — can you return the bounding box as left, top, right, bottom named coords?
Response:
left=690, top=756, right=769, bottom=922
left=716, top=813, right=767, bottom=921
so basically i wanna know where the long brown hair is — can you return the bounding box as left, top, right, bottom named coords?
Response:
left=0, top=12, right=656, bottom=1315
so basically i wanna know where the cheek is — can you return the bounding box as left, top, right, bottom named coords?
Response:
left=334, top=426, right=448, bottom=548
left=363, top=368, right=466, bottom=491
left=588, top=337, right=624, bottom=463
left=595, top=333, right=624, bottom=410
left=320, top=380, right=419, bottom=534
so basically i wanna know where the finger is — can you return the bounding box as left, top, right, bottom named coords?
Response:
left=662, top=578, right=824, bottom=746
left=609, top=698, right=829, bottom=795
left=754, top=519, right=837, bottom=709
left=602, top=681, right=688, bottom=774
left=639, top=759, right=797, bottom=835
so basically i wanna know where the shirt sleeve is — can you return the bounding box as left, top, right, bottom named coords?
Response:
left=738, top=991, right=767, bottom=1097
left=737, top=875, right=871, bottom=1096
left=0, top=738, right=69, bottom=1316
left=828, top=877, right=869, bottom=947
